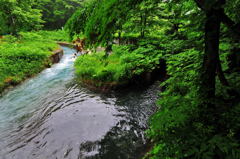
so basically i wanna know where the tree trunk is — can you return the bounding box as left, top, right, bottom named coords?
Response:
left=216, top=54, right=229, bottom=86
left=140, top=10, right=147, bottom=38
left=105, top=41, right=112, bottom=57
left=143, top=10, right=147, bottom=38
left=118, top=31, right=121, bottom=45
left=140, top=13, right=143, bottom=37
left=200, top=9, right=221, bottom=101
left=227, top=39, right=240, bottom=72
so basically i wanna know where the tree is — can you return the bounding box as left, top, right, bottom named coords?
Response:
left=0, top=0, right=43, bottom=35
left=35, top=0, right=82, bottom=29
left=194, top=0, right=240, bottom=104
left=83, top=0, right=144, bottom=46
left=65, top=0, right=97, bottom=39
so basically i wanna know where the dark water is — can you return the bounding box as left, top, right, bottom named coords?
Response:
left=0, top=47, right=160, bottom=159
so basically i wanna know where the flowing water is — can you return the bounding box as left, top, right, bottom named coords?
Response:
left=0, top=47, right=160, bottom=159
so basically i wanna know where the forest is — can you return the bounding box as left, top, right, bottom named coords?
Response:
left=1, top=0, right=240, bottom=159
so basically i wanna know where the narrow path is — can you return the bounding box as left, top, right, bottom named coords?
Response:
left=0, top=47, right=159, bottom=159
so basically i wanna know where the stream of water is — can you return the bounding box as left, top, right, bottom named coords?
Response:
left=0, top=47, right=160, bottom=159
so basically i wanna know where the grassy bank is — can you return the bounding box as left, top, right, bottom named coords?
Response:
left=0, top=30, right=69, bottom=93
left=74, top=40, right=164, bottom=89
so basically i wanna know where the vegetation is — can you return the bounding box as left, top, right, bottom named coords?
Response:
left=35, top=0, right=82, bottom=29
left=67, top=0, right=240, bottom=158
left=0, top=0, right=81, bottom=35
left=0, top=30, right=68, bottom=93
left=75, top=41, right=164, bottom=87
left=0, top=0, right=72, bottom=93
left=1, top=0, right=240, bottom=158
left=0, top=0, right=43, bottom=35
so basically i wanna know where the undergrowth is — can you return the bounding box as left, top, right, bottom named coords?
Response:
left=146, top=48, right=240, bottom=159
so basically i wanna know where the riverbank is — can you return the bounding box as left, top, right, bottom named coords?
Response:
left=0, top=47, right=159, bottom=158
left=0, top=30, right=69, bottom=94
left=74, top=42, right=166, bottom=91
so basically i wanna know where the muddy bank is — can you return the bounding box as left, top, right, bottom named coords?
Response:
left=50, top=48, right=64, bottom=64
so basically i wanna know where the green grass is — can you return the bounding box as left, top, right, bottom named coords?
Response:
left=0, top=30, right=68, bottom=93
left=74, top=43, right=163, bottom=87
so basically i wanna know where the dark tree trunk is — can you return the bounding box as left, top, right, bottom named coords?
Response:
left=140, top=13, right=143, bottom=37
left=140, top=11, right=147, bottom=38
left=140, top=14, right=144, bottom=38
left=218, top=8, right=240, bottom=37
left=105, top=41, right=112, bottom=57
left=216, top=54, right=229, bottom=86
left=118, top=31, right=121, bottom=45
left=200, top=9, right=221, bottom=101
left=227, top=39, right=240, bottom=72
left=143, top=10, right=147, bottom=37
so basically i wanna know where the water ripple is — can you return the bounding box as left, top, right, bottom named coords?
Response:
left=0, top=47, right=160, bottom=159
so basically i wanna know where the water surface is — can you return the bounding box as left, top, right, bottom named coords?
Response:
left=0, top=47, right=159, bottom=159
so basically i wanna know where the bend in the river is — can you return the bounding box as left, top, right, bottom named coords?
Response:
left=0, top=47, right=160, bottom=159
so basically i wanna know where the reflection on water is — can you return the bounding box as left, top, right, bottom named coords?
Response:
left=0, top=47, right=160, bottom=159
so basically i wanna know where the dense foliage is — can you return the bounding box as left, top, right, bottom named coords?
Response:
left=0, top=0, right=43, bottom=34
left=1, top=0, right=240, bottom=158
left=147, top=49, right=240, bottom=159
left=0, top=0, right=82, bottom=34
left=67, top=0, right=240, bottom=158
left=35, top=0, right=82, bottom=29
left=65, top=0, right=96, bottom=39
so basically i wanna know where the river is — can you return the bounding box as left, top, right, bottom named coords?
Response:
left=0, top=47, right=160, bottom=159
